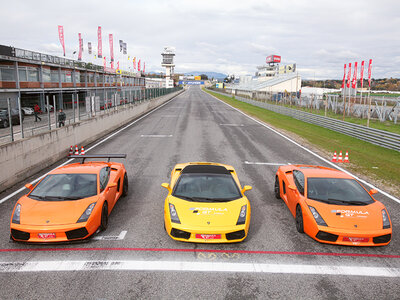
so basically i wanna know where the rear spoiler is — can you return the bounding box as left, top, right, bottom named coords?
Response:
left=68, top=154, right=127, bottom=163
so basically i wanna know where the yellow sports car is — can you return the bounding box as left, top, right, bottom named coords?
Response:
left=161, top=162, right=252, bottom=243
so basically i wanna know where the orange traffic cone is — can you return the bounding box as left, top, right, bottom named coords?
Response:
left=80, top=146, right=85, bottom=155
left=69, top=146, right=73, bottom=156
left=337, top=151, right=343, bottom=163
left=331, top=151, right=337, bottom=162
left=74, top=145, right=79, bottom=155
left=344, top=151, right=349, bottom=163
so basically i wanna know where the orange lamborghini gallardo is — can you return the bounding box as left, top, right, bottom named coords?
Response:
left=275, top=165, right=392, bottom=246
left=10, top=154, right=128, bottom=243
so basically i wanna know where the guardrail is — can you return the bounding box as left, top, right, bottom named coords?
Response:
left=208, top=89, right=400, bottom=152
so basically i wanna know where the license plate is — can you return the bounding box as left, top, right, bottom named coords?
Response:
left=343, top=237, right=369, bottom=243
left=38, top=233, right=56, bottom=239
left=195, top=234, right=221, bottom=240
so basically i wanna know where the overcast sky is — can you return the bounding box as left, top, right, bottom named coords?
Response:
left=1, top=0, right=399, bottom=79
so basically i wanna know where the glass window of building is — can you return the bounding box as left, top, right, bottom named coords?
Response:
left=42, top=68, right=51, bottom=82
left=64, top=70, right=73, bottom=83
left=75, top=71, right=80, bottom=83
left=80, top=72, right=86, bottom=83
left=51, top=69, right=59, bottom=82
left=88, top=73, right=94, bottom=83
left=27, top=67, right=39, bottom=82
left=18, top=67, right=28, bottom=81
left=0, top=66, right=15, bottom=81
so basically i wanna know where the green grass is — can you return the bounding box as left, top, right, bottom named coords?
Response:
left=204, top=89, right=400, bottom=196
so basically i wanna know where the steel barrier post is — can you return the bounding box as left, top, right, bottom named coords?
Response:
left=53, top=95, right=57, bottom=128
left=46, top=95, right=51, bottom=130
left=7, top=98, right=14, bottom=142
left=17, top=96, right=24, bottom=139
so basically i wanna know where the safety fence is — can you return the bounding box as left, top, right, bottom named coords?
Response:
left=0, top=87, right=182, bottom=145
left=207, top=89, right=400, bottom=152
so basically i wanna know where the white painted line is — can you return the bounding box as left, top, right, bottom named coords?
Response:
left=220, top=124, right=244, bottom=127
left=0, top=92, right=184, bottom=205
left=92, top=230, right=127, bottom=241
left=140, top=135, right=173, bottom=138
left=0, top=260, right=399, bottom=277
left=204, top=90, right=400, bottom=204
left=244, top=161, right=288, bottom=166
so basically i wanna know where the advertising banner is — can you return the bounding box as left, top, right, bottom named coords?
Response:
left=266, top=55, right=281, bottom=63
left=351, top=62, right=358, bottom=89
left=103, top=56, right=106, bottom=68
left=88, top=42, right=92, bottom=55
left=138, top=59, right=141, bottom=71
left=143, top=62, right=145, bottom=73
left=109, top=34, right=114, bottom=62
left=346, top=62, right=352, bottom=88
left=123, top=43, right=127, bottom=55
left=133, top=57, right=136, bottom=69
left=58, top=25, right=65, bottom=56
left=368, top=59, right=372, bottom=88
left=97, top=26, right=102, bottom=58
left=119, top=40, right=123, bottom=52
left=78, top=33, right=82, bottom=61
left=341, top=64, right=346, bottom=89
left=194, top=76, right=201, bottom=80
left=360, top=61, right=365, bottom=89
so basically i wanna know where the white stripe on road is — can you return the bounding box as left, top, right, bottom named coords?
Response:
left=92, top=230, right=127, bottom=241
left=244, top=161, right=289, bottom=166
left=0, top=92, right=185, bottom=204
left=0, top=260, right=399, bottom=277
left=140, top=135, right=173, bottom=138
left=204, top=90, right=400, bottom=204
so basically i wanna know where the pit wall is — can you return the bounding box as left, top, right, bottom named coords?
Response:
left=0, top=89, right=184, bottom=193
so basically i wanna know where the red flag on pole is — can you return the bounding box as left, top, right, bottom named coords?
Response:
left=58, top=25, right=65, bottom=56
left=97, top=26, right=102, bottom=58
left=103, top=56, right=106, bottom=68
left=368, top=59, right=372, bottom=88
left=143, top=62, right=145, bottom=73
left=346, top=63, right=352, bottom=88
left=360, top=61, right=365, bottom=89
left=138, top=59, right=141, bottom=71
left=341, top=64, right=346, bottom=89
left=133, top=57, right=136, bottom=70
left=78, top=33, right=83, bottom=61
left=109, top=34, right=114, bottom=68
left=351, top=62, right=358, bottom=89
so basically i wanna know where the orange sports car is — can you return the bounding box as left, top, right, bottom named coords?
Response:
left=10, top=154, right=128, bottom=243
left=274, top=165, right=392, bottom=246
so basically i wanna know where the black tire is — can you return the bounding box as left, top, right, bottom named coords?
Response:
left=295, top=205, right=304, bottom=233
left=3, top=120, right=9, bottom=128
left=99, top=202, right=108, bottom=231
left=274, top=176, right=281, bottom=199
left=122, top=173, right=128, bottom=197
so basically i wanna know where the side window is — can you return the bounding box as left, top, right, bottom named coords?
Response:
left=99, top=167, right=110, bottom=192
left=293, top=170, right=305, bottom=195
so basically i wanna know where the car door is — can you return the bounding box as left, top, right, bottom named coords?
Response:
left=287, top=170, right=305, bottom=216
left=99, top=166, right=117, bottom=211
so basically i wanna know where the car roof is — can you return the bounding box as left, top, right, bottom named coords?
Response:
left=181, top=164, right=231, bottom=175
left=50, top=162, right=108, bottom=175
left=294, top=165, right=353, bottom=179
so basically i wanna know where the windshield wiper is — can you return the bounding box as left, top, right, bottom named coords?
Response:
left=42, top=196, right=81, bottom=201
left=174, top=195, right=213, bottom=202
left=29, top=195, right=44, bottom=200
left=327, top=199, right=368, bottom=206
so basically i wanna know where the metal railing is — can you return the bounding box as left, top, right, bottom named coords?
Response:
left=208, top=89, right=400, bottom=152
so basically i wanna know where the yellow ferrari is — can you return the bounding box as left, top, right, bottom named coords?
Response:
left=161, top=162, right=252, bottom=243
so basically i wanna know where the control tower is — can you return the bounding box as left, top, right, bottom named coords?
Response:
left=161, top=47, right=175, bottom=88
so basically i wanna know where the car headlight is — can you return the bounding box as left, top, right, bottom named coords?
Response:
left=169, top=203, right=181, bottom=224
left=309, top=206, right=327, bottom=226
left=12, top=203, right=21, bottom=224
left=382, top=209, right=390, bottom=229
left=236, top=205, right=247, bottom=225
left=77, top=202, right=96, bottom=223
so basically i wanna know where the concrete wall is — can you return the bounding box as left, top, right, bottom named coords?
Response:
left=0, top=90, right=183, bottom=193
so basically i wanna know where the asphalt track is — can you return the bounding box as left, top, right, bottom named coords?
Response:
left=0, top=86, right=399, bottom=299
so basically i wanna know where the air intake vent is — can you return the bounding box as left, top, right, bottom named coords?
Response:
left=11, top=229, right=30, bottom=241
left=66, top=227, right=89, bottom=240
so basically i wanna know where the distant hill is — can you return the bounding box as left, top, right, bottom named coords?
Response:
left=184, top=71, right=227, bottom=79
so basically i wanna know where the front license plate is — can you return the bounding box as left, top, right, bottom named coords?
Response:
left=343, top=237, right=369, bottom=243
left=195, top=234, right=221, bottom=240
left=38, top=233, right=56, bottom=239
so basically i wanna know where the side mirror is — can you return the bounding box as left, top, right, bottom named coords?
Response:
left=241, top=185, right=252, bottom=193
left=288, top=185, right=297, bottom=191
left=369, top=189, right=378, bottom=195
left=104, top=182, right=117, bottom=192
left=25, top=183, right=34, bottom=191
left=161, top=183, right=171, bottom=192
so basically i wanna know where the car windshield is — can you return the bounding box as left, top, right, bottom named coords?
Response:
left=29, top=174, right=98, bottom=201
left=172, top=174, right=241, bottom=202
left=307, top=178, right=374, bottom=205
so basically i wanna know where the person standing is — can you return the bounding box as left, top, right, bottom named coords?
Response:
left=34, top=104, right=41, bottom=122
left=58, top=109, right=66, bottom=127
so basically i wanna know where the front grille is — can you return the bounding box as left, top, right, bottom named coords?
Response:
left=315, top=231, right=338, bottom=242
left=226, top=230, right=246, bottom=240
left=170, top=228, right=191, bottom=239
left=11, top=229, right=30, bottom=241
left=373, top=234, right=391, bottom=244
left=66, top=227, right=89, bottom=240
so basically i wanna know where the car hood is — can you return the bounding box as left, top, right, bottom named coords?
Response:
left=168, top=195, right=248, bottom=227
left=18, top=195, right=98, bottom=226
left=306, top=199, right=384, bottom=230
